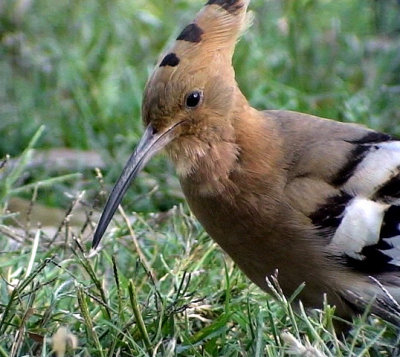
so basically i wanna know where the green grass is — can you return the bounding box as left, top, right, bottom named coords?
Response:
left=1, top=0, right=400, bottom=355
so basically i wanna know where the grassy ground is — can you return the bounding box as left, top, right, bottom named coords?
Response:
left=1, top=0, right=400, bottom=355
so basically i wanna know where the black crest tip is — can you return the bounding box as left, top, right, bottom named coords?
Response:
left=206, top=0, right=244, bottom=14
left=160, top=53, right=180, bottom=67
left=177, top=23, right=204, bottom=43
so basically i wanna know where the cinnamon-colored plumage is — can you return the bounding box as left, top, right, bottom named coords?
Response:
left=93, top=0, right=400, bottom=326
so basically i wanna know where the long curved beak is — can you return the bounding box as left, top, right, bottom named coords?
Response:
left=92, top=123, right=178, bottom=249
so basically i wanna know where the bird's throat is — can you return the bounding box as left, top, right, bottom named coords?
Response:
left=167, top=126, right=240, bottom=195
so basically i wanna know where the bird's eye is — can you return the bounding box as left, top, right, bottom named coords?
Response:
left=185, top=91, right=203, bottom=108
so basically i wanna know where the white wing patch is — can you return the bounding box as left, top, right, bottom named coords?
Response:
left=343, top=142, right=400, bottom=198
left=329, top=198, right=389, bottom=260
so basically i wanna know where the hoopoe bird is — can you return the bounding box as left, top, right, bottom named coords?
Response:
left=93, top=0, right=400, bottom=327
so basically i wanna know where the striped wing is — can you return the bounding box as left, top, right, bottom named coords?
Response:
left=313, top=137, right=400, bottom=274
left=268, top=110, right=400, bottom=319
left=307, top=131, right=400, bottom=321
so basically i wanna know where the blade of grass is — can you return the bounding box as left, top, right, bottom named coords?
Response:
left=76, top=284, right=105, bottom=357
left=71, top=247, right=111, bottom=319
left=255, top=309, right=265, bottom=357
left=0, top=257, right=52, bottom=335
left=266, top=299, right=280, bottom=346
left=0, top=345, right=8, bottom=357
left=128, top=279, right=152, bottom=352
left=10, top=173, right=82, bottom=194
left=107, top=256, right=123, bottom=357
left=4, top=125, right=45, bottom=193
left=24, top=229, right=41, bottom=279
left=119, top=205, right=156, bottom=282
left=298, top=301, right=334, bottom=357
left=179, top=311, right=234, bottom=351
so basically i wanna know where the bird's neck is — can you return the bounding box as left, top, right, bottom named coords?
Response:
left=167, top=92, right=283, bottom=197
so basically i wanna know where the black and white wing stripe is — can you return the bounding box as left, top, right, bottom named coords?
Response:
left=311, top=132, right=400, bottom=274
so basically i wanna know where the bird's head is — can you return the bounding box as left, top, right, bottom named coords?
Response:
left=92, top=0, right=251, bottom=248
